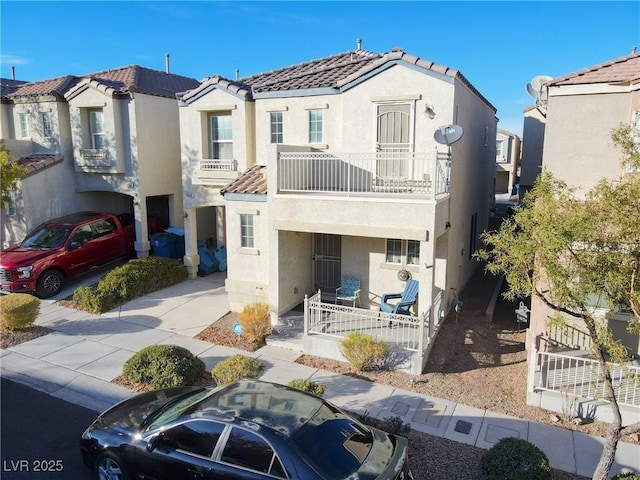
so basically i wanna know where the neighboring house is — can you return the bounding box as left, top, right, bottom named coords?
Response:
left=1, top=66, right=200, bottom=254
left=494, top=128, right=521, bottom=195
left=519, top=105, right=546, bottom=195
left=525, top=52, right=640, bottom=422
left=178, top=43, right=497, bottom=373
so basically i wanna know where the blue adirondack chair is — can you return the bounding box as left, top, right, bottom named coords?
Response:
left=335, top=276, right=361, bottom=306
left=380, top=279, right=419, bottom=327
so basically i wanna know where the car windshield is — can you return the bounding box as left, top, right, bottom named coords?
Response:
left=142, top=388, right=212, bottom=433
left=291, top=402, right=373, bottom=478
left=21, top=226, right=71, bottom=249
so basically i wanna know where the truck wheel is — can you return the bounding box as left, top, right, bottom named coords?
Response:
left=36, top=270, right=64, bottom=298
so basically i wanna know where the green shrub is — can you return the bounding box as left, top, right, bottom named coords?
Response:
left=239, top=302, right=272, bottom=346
left=611, top=474, right=640, bottom=479
left=73, top=257, right=187, bottom=313
left=0, top=293, right=40, bottom=330
left=287, top=378, right=325, bottom=396
left=382, top=415, right=411, bottom=436
left=122, top=344, right=205, bottom=390
left=481, top=437, right=551, bottom=480
left=340, top=331, right=388, bottom=371
left=211, top=354, right=264, bottom=385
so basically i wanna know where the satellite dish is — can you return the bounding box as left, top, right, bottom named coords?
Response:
left=526, top=75, right=552, bottom=102
left=434, top=124, right=464, bottom=145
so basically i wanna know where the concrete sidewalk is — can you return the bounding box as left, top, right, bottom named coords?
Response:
left=2, top=272, right=639, bottom=478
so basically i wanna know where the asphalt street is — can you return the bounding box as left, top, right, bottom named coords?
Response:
left=1, top=378, right=97, bottom=480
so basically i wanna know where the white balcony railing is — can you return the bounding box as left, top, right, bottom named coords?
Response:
left=199, top=158, right=237, bottom=172
left=536, top=350, right=640, bottom=407
left=278, top=150, right=450, bottom=198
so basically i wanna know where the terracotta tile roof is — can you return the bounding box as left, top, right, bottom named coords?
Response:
left=0, top=78, right=29, bottom=100
left=17, top=153, right=64, bottom=177
left=221, top=164, right=267, bottom=195
left=178, top=75, right=252, bottom=102
left=9, top=66, right=199, bottom=101
left=180, top=47, right=494, bottom=111
left=9, top=75, right=81, bottom=99
left=549, top=53, right=640, bottom=87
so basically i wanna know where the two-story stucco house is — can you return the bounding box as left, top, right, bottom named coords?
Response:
left=178, top=44, right=497, bottom=373
left=494, top=128, right=521, bottom=196
left=1, top=66, right=200, bottom=255
left=524, top=52, right=640, bottom=422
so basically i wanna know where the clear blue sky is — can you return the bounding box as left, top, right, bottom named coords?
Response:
left=1, top=1, right=639, bottom=135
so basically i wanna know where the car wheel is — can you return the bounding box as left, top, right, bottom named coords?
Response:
left=35, top=270, right=63, bottom=298
left=95, top=452, right=130, bottom=480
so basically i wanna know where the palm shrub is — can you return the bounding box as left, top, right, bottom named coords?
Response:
left=287, top=378, right=325, bottom=396
left=73, top=257, right=187, bottom=313
left=211, top=354, right=264, bottom=385
left=0, top=293, right=40, bottom=330
left=239, top=302, right=272, bottom=346
left=481, top=437, right=551, bottom=480
left=340, top=331, right=388, bottom=371
left=122, top=344, right=205, bottom=389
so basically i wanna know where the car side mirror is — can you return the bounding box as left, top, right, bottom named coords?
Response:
left=146, top=433, right=160, bottom=452
left=68, top=241, right=81, bottom=251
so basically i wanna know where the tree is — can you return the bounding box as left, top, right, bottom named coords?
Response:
left=476, top=124, right=640, bottom=480
left=0, top=141, right=27, bottom=209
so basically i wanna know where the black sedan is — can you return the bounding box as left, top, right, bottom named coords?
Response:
left=80, top=380, right=413, bottom=480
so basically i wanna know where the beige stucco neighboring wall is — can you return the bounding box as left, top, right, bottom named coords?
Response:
left=520, top=106, right=546, bottom=191
left=543, top=90, right=632, bottom=197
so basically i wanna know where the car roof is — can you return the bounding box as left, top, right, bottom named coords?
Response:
left=185, top=380, right=326, bottom=437
left=43, top=211, right=111, bottom=227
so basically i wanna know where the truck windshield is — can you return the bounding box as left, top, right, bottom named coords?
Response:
left=21, top=226, right=71, bottom=249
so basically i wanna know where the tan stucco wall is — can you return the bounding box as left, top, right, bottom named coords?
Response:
left=543, top=91, right=632, bottom=196
left=520, top=107, right=546, bottom=190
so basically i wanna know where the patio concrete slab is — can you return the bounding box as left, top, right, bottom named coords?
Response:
left=153, top=301, right=228, bottom=336
left=41, top=340, right=120, bottom=370
left=257, top=356, right=319, bottom=385
left=528, top=422, right=576, bottom=473
left=47, top=317, right=145, bottom=341
left=476, top=411, right=529, bottom=450
left=116, top=296, right=183, bottom=321
left=198, top=344, right=260, bottom=371
left=8, top=331, right=84, bottom=359
left=156, top=335, right=217, bottom=357
left=402, top=395, right=457, bottom=438
left=444, top=403, right=486, bottom=446
left=255, top=345, right=302, bottom=363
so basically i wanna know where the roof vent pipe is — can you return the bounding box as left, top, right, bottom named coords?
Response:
left=165, top=53, right=170, bottom=74
left=356, top=38, right=362, bottom=51
left=632, top=46, right=637, bottom=54
left=236, top=69, right=239, bottom=80
left=11, top=66, right=15, bottom=80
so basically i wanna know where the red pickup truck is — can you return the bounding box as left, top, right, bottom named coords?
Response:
left=0, top=211, right=162, bottom=298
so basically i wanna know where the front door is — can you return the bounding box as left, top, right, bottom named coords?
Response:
left=313, top=234, right=341, bottom=300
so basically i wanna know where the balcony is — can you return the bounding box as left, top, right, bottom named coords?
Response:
left=195, top=158, right=240, bottom=185
left=277, top=150, right=450, bottom=199
left=78, top=149, right=110, bottom=168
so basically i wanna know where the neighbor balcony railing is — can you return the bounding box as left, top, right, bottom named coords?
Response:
left=199, top=158, right=237, bottom=172
left=79, top=148, right=109, bottom=167
left=278, top=150, right=450, bottom=198
left=535, top=350, right=640, bottom=407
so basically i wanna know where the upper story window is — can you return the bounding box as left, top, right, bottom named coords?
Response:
left=309, top=109, right=323, bottom=143
left=210, top=113, right=233, bottom=160
left=240, top=214, right=254, bottom=248
left=89, top=109, right=105, bottom=149
left=270, top=112, right=283, bottom=144
left=41, top=112, right=53, bottom=138
left=18, top=114, right=29, bottom=138
left=496, top=140, right=504, bottom=160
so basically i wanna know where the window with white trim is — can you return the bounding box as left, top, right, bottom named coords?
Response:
left=270, top=112, right=283, bottom=144
left=496, top=140, right=504, bottom=160
left=210, top=113, right=233, bottom=160
left=18, top=114, right=28, bottom=138
left=387, top=239, right=420, bottom=265
left=89, top=109, right=105, bottom=149
left=41, top=112, right=53, bottom=138
left=240, top=214, right=254, bottom=248
left=309, top=109, right=323, bottom=143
